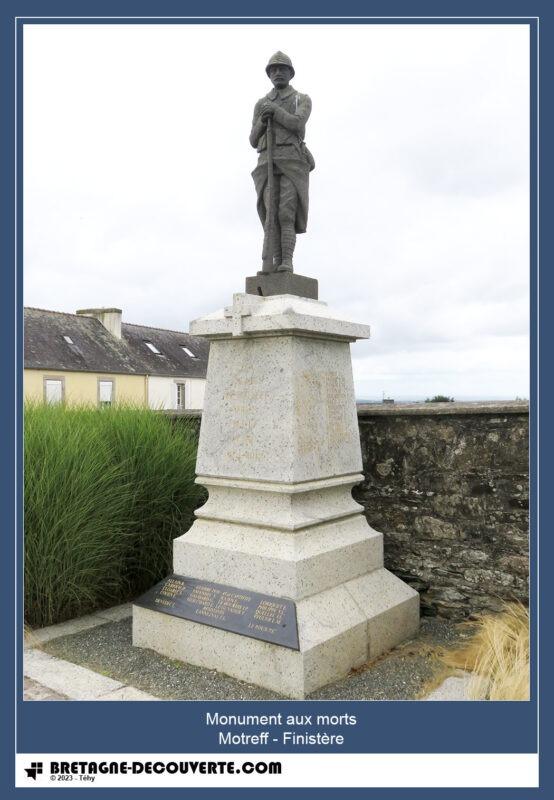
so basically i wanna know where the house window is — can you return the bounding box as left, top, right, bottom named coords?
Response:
left=98, top=379, right=114, bottom=407
left=144, top=341, right=161, bottom=354
left=181, top=346, right=197, bottom=358
left=176, top=382, right=186, bottom=410
left=44, top=378, right=64, bottom=405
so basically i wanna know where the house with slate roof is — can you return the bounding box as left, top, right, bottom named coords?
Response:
left=24, top=307, right=209, bottom=410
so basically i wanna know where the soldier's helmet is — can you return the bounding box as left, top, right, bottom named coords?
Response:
left=265, top=51, right=295, bottom=79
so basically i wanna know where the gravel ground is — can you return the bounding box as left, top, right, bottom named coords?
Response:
left=40, top=616, right=474, bottom=701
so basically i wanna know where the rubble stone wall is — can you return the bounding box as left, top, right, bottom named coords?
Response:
left=354, top=402, right=529, bottom=619
left=169, top=401, right=530, bottom=620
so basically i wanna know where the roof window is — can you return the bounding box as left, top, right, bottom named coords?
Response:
left=63, top=335, right=74, bottom=344
left=144, top=341, right=161, bottom=354
left=181, top=346, right=197, bottom=358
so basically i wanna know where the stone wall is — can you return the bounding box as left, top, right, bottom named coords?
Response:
left=168, top=401, right=529, bottom=620
left=354, top=402, right=529, bottom=619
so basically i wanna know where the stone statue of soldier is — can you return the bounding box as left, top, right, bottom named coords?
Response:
left=250, top=51, right=315, bottom=274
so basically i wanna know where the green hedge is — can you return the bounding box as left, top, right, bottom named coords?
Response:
left=24, top=403, right=205, bottom=627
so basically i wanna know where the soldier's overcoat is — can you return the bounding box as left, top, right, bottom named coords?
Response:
left=250, top=85, right=314, bottom=234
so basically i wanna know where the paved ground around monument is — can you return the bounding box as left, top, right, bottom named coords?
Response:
left=24, top=604, right=475, bottom=701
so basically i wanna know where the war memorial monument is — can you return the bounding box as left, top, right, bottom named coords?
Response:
left=133, top=52, right=419, bottom=698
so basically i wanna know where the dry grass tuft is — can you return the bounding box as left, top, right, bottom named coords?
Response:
left=23, top=623, right=42, bottom=650
left=440, top=603, right=530, bottom=700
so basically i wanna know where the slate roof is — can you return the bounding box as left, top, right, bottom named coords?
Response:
left=122, top=322, right=209, bottom=378
left=24, top=307, right=209, bottom=378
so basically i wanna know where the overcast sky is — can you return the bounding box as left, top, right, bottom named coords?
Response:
left=23, top=23, right=530, bottom=400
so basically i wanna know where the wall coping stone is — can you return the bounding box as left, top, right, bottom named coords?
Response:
left=162, top=409, right=202, bottom=418
left=164, top=401, right=529, bottom=420
left=356, top=400, right=529, bottom=417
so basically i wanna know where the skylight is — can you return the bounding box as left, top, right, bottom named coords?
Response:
left=63, top=335, right=74, bottom=344
left=144, top=341, right=161, bottom=354
left=181, top=346, right=197, bottom=358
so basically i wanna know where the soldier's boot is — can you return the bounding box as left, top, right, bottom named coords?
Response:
left=258, top=224, right=281, bottom=275
left=272, top=224, right=282, bottom=271
left=277, top=226, right=295, bottom=272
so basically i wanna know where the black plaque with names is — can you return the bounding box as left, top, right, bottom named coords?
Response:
left=135, top=574, right=299, bottom=650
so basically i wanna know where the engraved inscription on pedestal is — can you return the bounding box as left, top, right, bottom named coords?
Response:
left=135, top=575, right=299, bottom=650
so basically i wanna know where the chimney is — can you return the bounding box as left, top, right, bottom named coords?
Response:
left=76, top=307, right=122, bottom=339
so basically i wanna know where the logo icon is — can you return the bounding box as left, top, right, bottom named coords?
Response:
left=24, top=762, right=43, bottom=780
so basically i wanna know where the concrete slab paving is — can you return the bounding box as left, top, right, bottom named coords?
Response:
left=24, top=676, right=68, bottom=701
left=424, top=674, right=473, bottom=701
left=24, top=648, right=125, bottom=700
left=98, top=686, right=159, bottom=701
left=25, top=603, right=133, bottom=649
left=95, top=603, right=133, bottom=623
left=37, top=615, right=476, bottom=701
left=25, top=603, right=478, bottom=702
left=25, top=614, right=109, bottom=647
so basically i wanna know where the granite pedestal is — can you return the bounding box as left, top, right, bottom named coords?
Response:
left=245, top=270, right=318, bottom=299
left=133, top=292, right=419, bottom=698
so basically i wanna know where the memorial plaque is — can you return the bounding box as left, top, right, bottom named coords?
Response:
left=135, top=574, right=299, bottom=650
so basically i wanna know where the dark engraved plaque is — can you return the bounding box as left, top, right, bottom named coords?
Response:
left=135, top=574, right=299, bottom=650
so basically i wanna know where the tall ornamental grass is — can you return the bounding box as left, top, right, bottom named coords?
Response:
left=24, top=403, right=205, bottom=627
left=441, top=602, right=530, bottom=700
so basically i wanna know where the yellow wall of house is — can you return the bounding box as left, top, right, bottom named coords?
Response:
left=24, top=369, right=147, bottom=407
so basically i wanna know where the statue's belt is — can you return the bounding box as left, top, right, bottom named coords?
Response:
left=259, top=142, right=301, bottom=151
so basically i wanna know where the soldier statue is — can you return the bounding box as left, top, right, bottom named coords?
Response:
left=250, top=51, right=315, bottom=275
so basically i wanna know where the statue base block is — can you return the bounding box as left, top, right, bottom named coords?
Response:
left=133, top=570, right=418, bottom=699
left=245, top=271, right=318, bottom=300
left=132, top=293, right=419, bottom=698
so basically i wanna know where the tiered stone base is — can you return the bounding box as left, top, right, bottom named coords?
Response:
left=132, top=293, right=419, bottom=698
left=133, top=568, right=418, bottom=698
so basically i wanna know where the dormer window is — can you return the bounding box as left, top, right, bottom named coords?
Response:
left=181, top=346, right=197, bottom=358
left=144, top=341, right=161, bottom=354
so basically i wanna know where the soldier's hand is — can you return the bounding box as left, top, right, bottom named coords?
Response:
left=260, top=101, right=276, bottom=119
